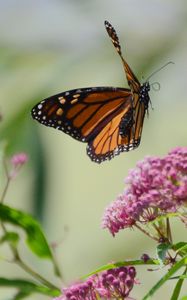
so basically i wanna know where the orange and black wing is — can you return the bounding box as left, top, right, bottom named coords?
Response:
left=31, top=87, right=133, bottom=145
left=104, top=20, right=141, bottom=94
left=87, top=102, right=142, bottom=163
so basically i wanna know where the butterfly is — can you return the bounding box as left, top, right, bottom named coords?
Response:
left=31, top=20, right=151, bottom=163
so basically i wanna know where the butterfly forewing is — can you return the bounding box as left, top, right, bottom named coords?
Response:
left=31, top=87, right=132, bottom=143
left=104, top=20, right=141, bottom=93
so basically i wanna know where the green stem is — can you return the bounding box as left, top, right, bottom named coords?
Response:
left=51, top=249, right=63, bottom=279
left=170, top=266, right=187, bottom=300
left=166, top=218, right=172, bottom=244
left=1, top=223, right=60, bottom=291
left=152, top=223, right=167, bottom=241
left=14, top=249, right=59, bottom=291
left=0, top=160, right=11, bottom=203
left=134, top=223, right=159, bottom=242
left=0, top=177, right=10, bottom=203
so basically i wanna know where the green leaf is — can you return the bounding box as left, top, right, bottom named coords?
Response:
left=0, top=277, right=60, bottom=297
left=13, top=291, right=31, bottom=300
left=142, top=255, right=187, bottom=299
left=0, top=231, right=19, bottom=247
left=0, top=204, right=52, bottom=259
left=156, top=243, right=172, bottom=265
left=171, top=267, right=187, bottom=300
left=173, top=242, right=187, bottom=256
left=82, top=259, right=160, bottom=279
left=170, top=275, right=187, bottom=280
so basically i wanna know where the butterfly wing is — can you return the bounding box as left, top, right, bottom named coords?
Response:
left=104, top=20, right=141, bottom=94
left=31, top=87, right=133, bottom=144
left=87, top=107, right=140, bottom=163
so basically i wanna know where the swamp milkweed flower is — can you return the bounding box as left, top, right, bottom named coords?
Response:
left=54, top=266, right=136, bottom=300
left=102, top=147, right=187, bottom=236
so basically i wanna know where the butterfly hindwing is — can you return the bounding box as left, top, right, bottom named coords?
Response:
left=87, top=107, right=140, bottom=163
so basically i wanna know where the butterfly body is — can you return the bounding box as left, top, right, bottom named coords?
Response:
left=31, top=21, right=152, bottom=163
left=139, top=82, right=150, bottom=110
left=119, top=107, right=134, bottom=138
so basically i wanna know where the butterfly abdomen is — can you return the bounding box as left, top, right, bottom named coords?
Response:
left=119, top=108, right=134, bottom=138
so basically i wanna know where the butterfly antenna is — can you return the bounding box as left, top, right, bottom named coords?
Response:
left=146, top=61, right=174, bottom=81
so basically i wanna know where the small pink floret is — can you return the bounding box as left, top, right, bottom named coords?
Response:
left=11, top=153, right=28, bottom=167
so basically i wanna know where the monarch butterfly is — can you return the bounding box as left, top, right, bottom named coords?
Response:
left=31, top=21, right=151, bottom=163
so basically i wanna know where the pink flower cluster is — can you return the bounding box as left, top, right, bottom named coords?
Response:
left=102, top=147, right=187, bottom=236
left=54, top=266, right=136, bottom=300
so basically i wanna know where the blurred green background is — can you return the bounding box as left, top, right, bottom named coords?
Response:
left=0, top=0, right=187, bottom=299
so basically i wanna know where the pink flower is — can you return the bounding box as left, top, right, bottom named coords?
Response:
left=54, top=266, right=137, bottom=300
left=55, top=280, right=96, bottom=300
left=9, top=153, right=28, bottom=178
left=97, top=266, right=136, bottom=299
left=102, top=147, right=187, bottom=236
left=11, top=153, right=28, bottom=167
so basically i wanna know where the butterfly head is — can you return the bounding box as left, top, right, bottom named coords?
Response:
left=141, top=81, right=150, bottom=92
